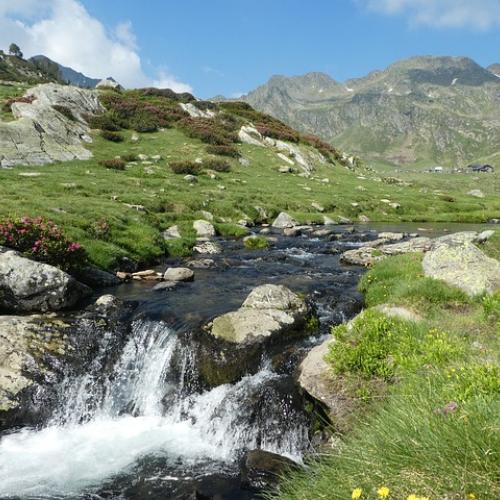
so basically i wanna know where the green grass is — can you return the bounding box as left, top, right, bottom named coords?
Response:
left=272, top=249, right=500, bottom=500
left=244, top=235, right=269, bottom=250
left=1, top=83, right=499, bottom=270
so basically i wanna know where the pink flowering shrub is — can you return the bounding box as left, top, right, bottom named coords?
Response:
left=0, top=217, right=87, bottom=271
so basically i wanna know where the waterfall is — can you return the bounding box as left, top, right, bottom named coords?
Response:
left=0, top=319, right=309, bottom=498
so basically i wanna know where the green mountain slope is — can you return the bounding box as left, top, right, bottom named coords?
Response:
left=242, top=56, right=500, bottom=167
left=0, top=52, right=61, bottom=84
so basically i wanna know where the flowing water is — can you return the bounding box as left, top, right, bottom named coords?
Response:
left=1, top=223, right=476, bottom=499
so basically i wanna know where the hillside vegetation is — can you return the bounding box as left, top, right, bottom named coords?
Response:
left=0, top=82, right=499, bottom=270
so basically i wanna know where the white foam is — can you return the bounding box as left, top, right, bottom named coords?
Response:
left=0, top=415, right=225, bottom=497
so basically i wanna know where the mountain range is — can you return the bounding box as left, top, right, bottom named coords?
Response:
left=0, top=51, right=102, bottom=88
left=29, top=55, right=101, bottom=88
left=240, top=56, right=500, bottom=166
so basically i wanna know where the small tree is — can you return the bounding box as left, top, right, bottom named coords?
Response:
left=8, top=43, right=23, bottom=58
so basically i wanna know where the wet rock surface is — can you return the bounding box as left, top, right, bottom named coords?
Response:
left=0, top=296, right=135, bottom=430
left=0, top=248, right=91, bottom=313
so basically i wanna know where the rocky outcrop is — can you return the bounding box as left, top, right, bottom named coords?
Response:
left=96, top=78, right=123, bottom=91
left=0, top=296, right=135, bottom=430
left=193, top=220, right=216, bottom=239
left=298, top=336, right=343, bottom=419
left=191, top=285, right=312, bottom=387
left=179, top=102, right=216, bottom=119
left=272, top=212, right=298, bottom=229
left=209, top=285, right=308, bottom=344
left=0, top=248, right=91, bottom=313
left=341, top=237, right=433, bottom=266
left=0, top=83, right=103, bottom=167
left=423, top=240, right=500, bottom=296
left=163, top=267, right=194, bottom=282
left=240, top=450, right=300, bottom=491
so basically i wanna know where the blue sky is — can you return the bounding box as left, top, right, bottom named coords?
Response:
left=1, top=0, right=499, bottom=97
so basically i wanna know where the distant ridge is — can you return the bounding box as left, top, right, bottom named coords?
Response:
left=30, top=55, right=101, bottom=88
left=242, top=56, right=500, bottom=166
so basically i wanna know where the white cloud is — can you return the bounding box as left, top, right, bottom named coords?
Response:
left=0, top=0, right=192, bottom=91
left=153, top=70, right=193, bottom=94
left=362, top=0, right=500, bottom=30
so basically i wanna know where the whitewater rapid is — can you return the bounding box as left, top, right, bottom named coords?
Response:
left=0, top=320, right=307, bottom=498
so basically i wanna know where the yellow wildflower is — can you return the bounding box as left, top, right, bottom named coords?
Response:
left=420, top=497, right=429, bottom=500
left=468, top=495, right=476, bottom=500
left=377, top=486, right=390, bottom=498
left=407, top=496, right=418, bottom=500
left=352, top=488, right=363, bottom=499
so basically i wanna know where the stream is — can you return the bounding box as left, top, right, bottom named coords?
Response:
left=0, top=222, right=490, bottom=499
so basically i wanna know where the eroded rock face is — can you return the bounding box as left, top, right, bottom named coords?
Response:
left=191, top=285, right=312, bottom=387
left=0, top=83, right=103, bottom=167
left=423, top=241, right=500, bottom=296
left=0, top=296, right=134, bottom=430
left=210, top=285, right=308, bottom=344
left=0, top=249, right=91, bottom=313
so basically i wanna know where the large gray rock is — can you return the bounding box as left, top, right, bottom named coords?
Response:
left=163, top=267, right=194, bottom=282
left=0, top=83, right=103, bottom=167
left=0, top=249, right=91, bottom=312
left=341, top=237, right=433, bottom=266
left=210, top=284, right=308, bottom=344
left=193, top=219, right=216, bottom=238
left=432, top=231, right=478, bottom=247
left=193, top=285, right=312, bottom=387
left=423, top=242, right=500, bottom=296
left=272, top=212, right=298, bottom=229
left=96, top=78, right=123, bottom=91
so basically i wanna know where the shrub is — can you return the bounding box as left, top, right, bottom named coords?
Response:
left=243, top=235, right=269, bottom=250
left=99, top=91, right=189, bottom=132
left=100, top=130, right=124, bottom=142
left=204, top=158, right=231, bottom=172
left=179, top=117, right=238, bottom=146
left=52, top=104, right=76, bottom=121
left=88, top=112, right=122, bottom=131
left=129, top=112, right=160, bottom=133
left=91, top=219, right=111, bottom=241
left=255, top=123, right=300, bottom=143
left=206, top=144, right=240, bottom=158
left=100, top=158, right=126, bottom=170
left=121, top=153, right=138, bottom=162
left=169, top=161, right=202, bottom=175
left=302, top=133, right=342, bottom=162
left=0, top=217, right=87, bottom=271
left=140, top=87, right=196, bottom=102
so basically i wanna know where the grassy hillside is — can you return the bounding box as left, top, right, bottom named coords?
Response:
left=0, top=83, right=499, bottom=270
left=272, top=247, right=500, bottom=500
